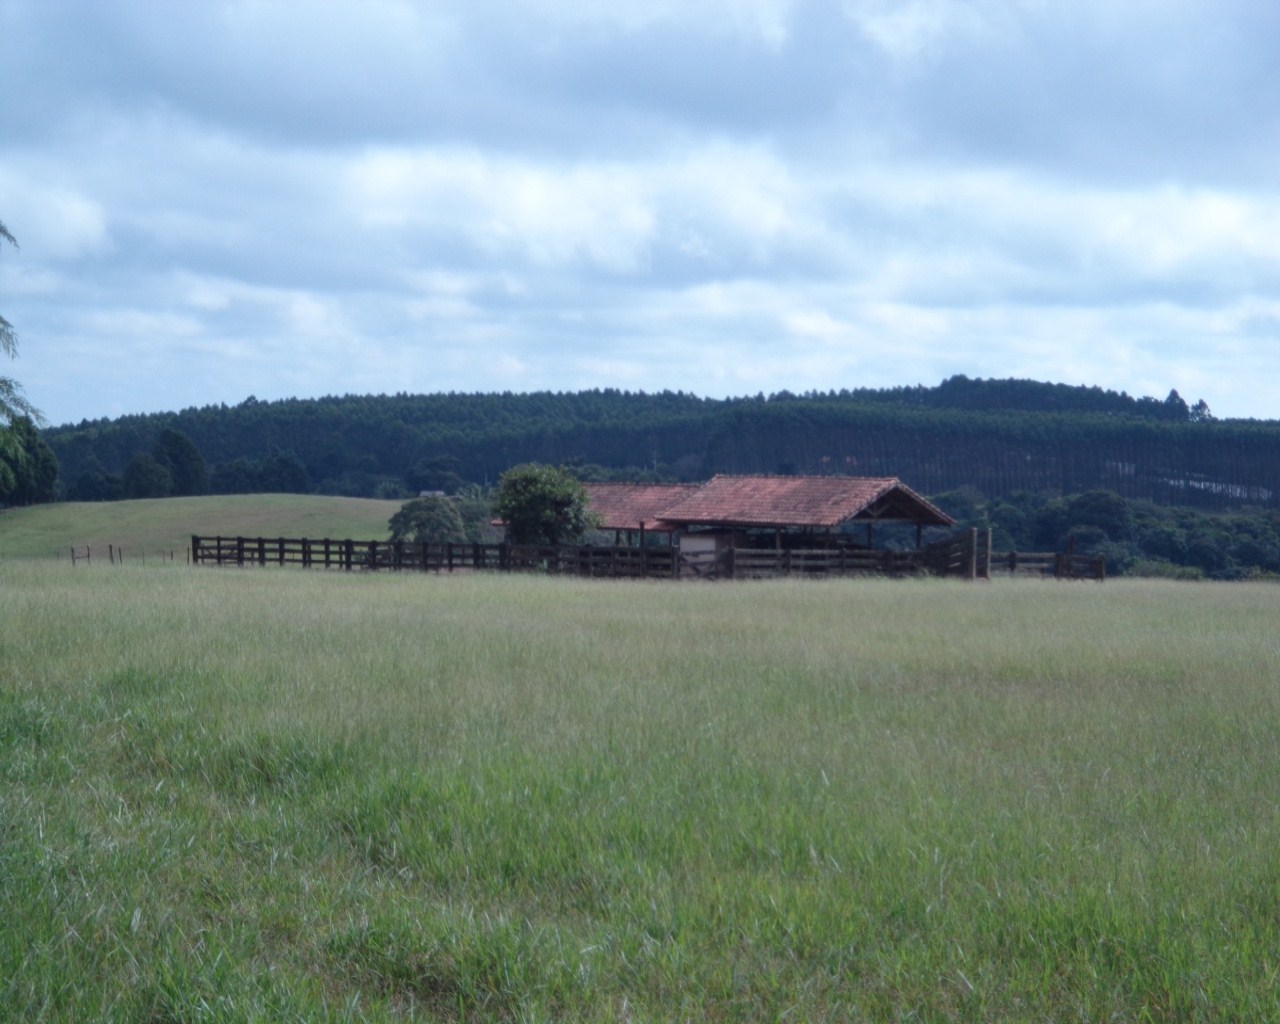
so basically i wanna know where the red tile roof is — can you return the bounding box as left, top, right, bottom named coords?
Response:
left=655, top=475, right=954, bottom=529
left=583, top=482, right=702, bottom=531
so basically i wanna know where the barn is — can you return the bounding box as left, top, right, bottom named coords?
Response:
left=579, top=482, right=701, bottom=545
left=584, top=475, right=954, bottom=553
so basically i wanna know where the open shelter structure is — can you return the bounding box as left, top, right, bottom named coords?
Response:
left=580, top=482, right=700, bottom=545
left=583, top=475, right=954, bottom=552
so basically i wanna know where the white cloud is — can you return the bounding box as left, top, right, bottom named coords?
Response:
left=845, top=0, right=993, bottom=61
left=0, top=172, right=109, bottom=261
left=2, top=0, right=1277, bottom=424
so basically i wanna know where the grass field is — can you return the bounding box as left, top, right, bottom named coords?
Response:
left=2, top=561, right=1278, bottom=1021
left=0, top=494, right=402, bottom=562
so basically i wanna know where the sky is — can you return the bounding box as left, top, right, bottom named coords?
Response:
left=2, top=0, right=1278, bottom=427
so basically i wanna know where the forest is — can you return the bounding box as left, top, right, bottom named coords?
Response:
left=10, top=375, right=1280, bottom=579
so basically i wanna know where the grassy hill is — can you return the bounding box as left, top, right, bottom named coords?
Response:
left=0, top=494, right=402, bottom=562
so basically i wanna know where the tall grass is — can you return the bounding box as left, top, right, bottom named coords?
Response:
left=2, top=563, right=1278, bottom=1021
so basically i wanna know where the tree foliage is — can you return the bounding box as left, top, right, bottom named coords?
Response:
left=937, top=486, right=1280, bottom=580
left=153, top=427, right=207, bottom=496
left=387, top=495, right=468, bottom=544
left=0, top=219, right=18, bottom=364
left=123, top=453, right=173, bottom=499
left=43, top=377, right=1268, bottom=512
left=495, top=463, right=597, bottom=545
left=1, top=219, right=41, bottom=483
left=0, top=416, right=58, bottom=505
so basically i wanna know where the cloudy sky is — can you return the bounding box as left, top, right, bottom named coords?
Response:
left=2, top=0, right=1278, bottom=427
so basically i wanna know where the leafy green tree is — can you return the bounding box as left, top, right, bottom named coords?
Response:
left=405, top=454, right=465, bottom=495
left=494, top=463, right=597, bottom=545
left=387, top=495, right=468, bottom=544
left=123, top=453, right=172, bottom=499
left=261, top=449, right=311, bottom=493
left=454, top=484, right=500, bottom=542
left=153, top=427, right=207, bottom=496
left=0, top=417, right=58, bottom=505
left=1066, top=490, right=1132, bottom=540
left=1, top=220, right=41, bottom=490
left=209, top=457, right=261, bottom=495
left=67, top=470, right=123, bottom=502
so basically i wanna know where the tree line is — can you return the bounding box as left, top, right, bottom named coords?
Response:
left=6, top=376, right=1279, bottom=578
left=34, top=377, right=1278, bottom=511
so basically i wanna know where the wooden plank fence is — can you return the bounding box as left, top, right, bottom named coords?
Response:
left=189, top=528, right=1113, bottom=581
left=190, top=535, right=681, bottom=578
left=992, top=550, right=1107, bottom=580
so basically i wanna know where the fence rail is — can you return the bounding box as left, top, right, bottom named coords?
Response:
left=188, top=528, right=1105, bottom=581
left=190, top=535, right=682, bottom=578
left=991, top=549, right=1107, bottom=580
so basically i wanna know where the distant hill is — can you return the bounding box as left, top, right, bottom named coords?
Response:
left=38, top=376, right=1280, bottom=509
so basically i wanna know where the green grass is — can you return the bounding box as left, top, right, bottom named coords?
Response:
left=2, top=564, right=1279, bottom=1021
left=0, top=493, right=401, bottom=561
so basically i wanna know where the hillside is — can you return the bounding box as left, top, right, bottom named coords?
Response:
left=32, top=376, right=1280, bottom=511
left=0, top=494, right=400, bottom=562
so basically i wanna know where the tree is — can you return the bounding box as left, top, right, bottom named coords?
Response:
left=387, top=495, right=468, bottom=544
left=404, top=454, right=465, bottom=495
left=494, top=463, right=597, bottom=545
left=261, top=449, right=311, bottom=493
left=123, top=453, right=173, bottom=499
left=0, top=416, right=58, bottom=505
left=1, top=220, right=40, bottom=489
left=0, top=220, right=23, bottom=378
left=153, top=427, right=207, bottom=496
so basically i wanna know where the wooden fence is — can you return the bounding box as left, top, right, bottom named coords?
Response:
left=188, top=528, right=1089, bottom=581
left=191, top=535, right=681, bottom=578
left=991, top=549, right=1107, bottom=581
